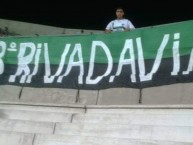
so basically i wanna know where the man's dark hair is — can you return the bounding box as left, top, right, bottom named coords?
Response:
left=116, top=7, right=124, bottom=12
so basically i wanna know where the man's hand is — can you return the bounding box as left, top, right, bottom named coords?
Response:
left=105, top=29, right=111, bottom=33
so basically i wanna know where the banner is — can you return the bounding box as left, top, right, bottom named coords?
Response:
left=1, top=20, right=193, bottom=89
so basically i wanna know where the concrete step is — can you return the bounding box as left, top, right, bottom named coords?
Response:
left=86, top=105, right=193, bottom=115
left=0, top=104, right=85, bottom=114
left=0, top=131, right=34, bottom=145
left=33, top=134, right=193, bottom=145
left=55, top=123, right=193, bottom=142
left=0, top=100, right=84, bottom=107
left=0, top=108, right=72, bottom=122
left=0, top=119, right=54, bottom=134
left=73, top=114, right=193, bottom=126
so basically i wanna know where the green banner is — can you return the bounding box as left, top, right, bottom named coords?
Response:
left=0, top=20, right=193, bottom=89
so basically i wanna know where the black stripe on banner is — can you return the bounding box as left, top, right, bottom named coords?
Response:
left=1, top=55, right=193, bottom=89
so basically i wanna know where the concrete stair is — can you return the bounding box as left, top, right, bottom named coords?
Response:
left=0, top=109, right=72, bottom=122
left=0, top=119, right=54, bottom=134
left=33, top=134, right=193, bottom=145
left=55, top=123, right=193, bottom=142
left=1, top=131, right=192, bottom=145
left=0, top=103, right=192, bottom=144
left=0, top=131, right=34, bottom=145
left=72, top=113, right=193, bottom=126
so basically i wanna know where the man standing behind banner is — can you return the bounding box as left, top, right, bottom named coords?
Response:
left=105, top=7, right=135, bottom=33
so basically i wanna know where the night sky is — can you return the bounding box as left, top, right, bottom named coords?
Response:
left=0, top=0, right=193, bottom=30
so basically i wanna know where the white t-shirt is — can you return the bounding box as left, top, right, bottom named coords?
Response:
left=105, top=19, right=135, bottom=32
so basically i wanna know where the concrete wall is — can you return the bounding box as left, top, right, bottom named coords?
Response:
left=141, top=83, right=193, bottom=104
left=0, top=19, right=103, bottom=36
left=1, top=83, right=193, bottom=105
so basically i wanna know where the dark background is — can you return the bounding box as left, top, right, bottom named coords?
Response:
left=0, top=0, right=192, bottom=30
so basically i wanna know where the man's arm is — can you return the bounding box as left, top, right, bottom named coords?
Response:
left=125, top=19, right=135, bottom=31
left=105, top=21, right=113, bottom=33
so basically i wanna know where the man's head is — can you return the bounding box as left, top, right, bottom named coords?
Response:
left=116, top=7, right=124, bottom=19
